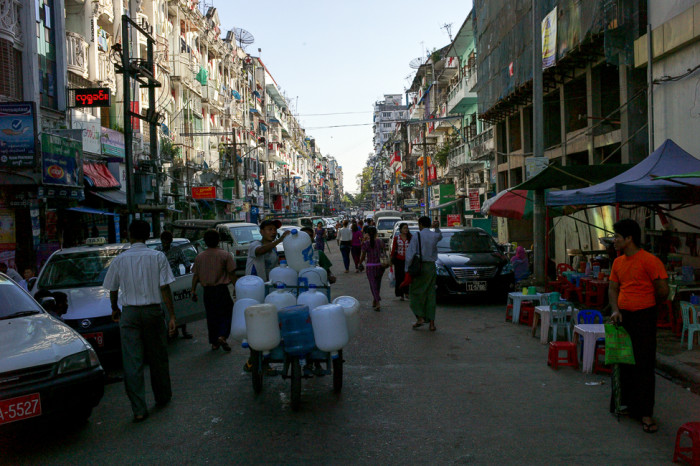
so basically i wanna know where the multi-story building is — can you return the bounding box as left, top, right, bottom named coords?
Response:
left=373, top=94, right=407, bottom=157
left=474, top=0, right=649, bottom=251
left=0, top=0, right=320, bottom=270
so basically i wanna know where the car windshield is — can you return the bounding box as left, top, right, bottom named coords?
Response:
left=38, top=249, right=124, bottom=289
left=437, top=231, right=498, bottom=253
left=377, top=219, right=400, bottom=231
left=0, top=276, right=43, bottom=319
left=229, top=226, right=262, bottom=245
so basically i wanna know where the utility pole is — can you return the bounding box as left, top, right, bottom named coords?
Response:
left=121, top=15, right=134, bottom=220
left=532, top=0, right=546, bottom=284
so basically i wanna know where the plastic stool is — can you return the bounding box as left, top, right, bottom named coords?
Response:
left=593, top=345, right=612, bottom=375
left=657, top=300, right=675, bottom=330
left=505, top=304, right=513, bottom=322
left=519, top=302, right=535, bottom=326
left=584, top=281, right=607, bottom=308
left=547, top=341, right=578, bottom=370
left=673, top=422, right=700, bottom=465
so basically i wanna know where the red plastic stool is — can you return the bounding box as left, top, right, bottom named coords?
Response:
left=657, top=300, right=675, bottom=330
left=584, top=281, right=607, bottom=308
left=673, top=422, right=700, bottom=465
left=519, top=302, right=535, bottom=326
left=593, top=345, right=612, bottom=375
left=547, top=341, right=578, bottom=370
left=505, top=304, right=513, bottom=322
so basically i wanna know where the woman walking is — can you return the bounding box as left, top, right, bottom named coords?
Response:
left=351, top=222, right=363, bottom=272
left=391, top=223, right=412, bottom=300
left=314, top=221, right=326, bottom=251
left=337, top=220, right=353, bottom=273
left=359, top=226, right=385, bottom=311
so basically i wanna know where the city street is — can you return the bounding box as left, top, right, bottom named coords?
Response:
left=2, top=246, right=698, bottom=464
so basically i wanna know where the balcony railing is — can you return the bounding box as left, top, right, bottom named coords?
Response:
left=447, top=72, right=477, bottom=115
left=97, top=53, right=116, bottom=92
left=469, top=127, right=495, bottom=161
left=66, top=32, right=89, bottom=79
left=95, top=0, right=114, bottom=23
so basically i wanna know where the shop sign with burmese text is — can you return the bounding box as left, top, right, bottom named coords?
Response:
left=0, top=102, right=37, bottom=168
left=74, top=88, right=111, bottom=108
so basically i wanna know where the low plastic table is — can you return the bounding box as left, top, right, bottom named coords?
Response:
left=532, top=305, right=577, bottom=344
left=573, top=324, right=606, bottom=373
left=508, top=292, right=548, bottom=324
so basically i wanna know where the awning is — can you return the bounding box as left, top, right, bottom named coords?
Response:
left=66, top=206, right=116, bottom=216
left=429, top=197, right=465, bottom=210
left=89, top=189, right=127, bottom=205
left=83, top=162, right=120, bottom=189
left=214, top=198, right=231, bottom=203
left=0, top=170, right=40, bottom=185
left=514, top=163, right=633, bottom=191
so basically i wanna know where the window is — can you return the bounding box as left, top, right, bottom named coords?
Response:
left=382, top=112, right=390, bottom=117
left=37, top=0, right=57, bottom=109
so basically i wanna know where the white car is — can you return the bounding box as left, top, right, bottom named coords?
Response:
left=33, top=239, right=206, bottom=358
left=392, top=220, right=419, bottom=238
left=0, top=273, right=104, bottom=426
left=376, top=217, right=402, bottom=245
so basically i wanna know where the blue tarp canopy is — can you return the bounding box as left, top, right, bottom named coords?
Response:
left=66, top=207, right=116, bottom=216
left=546, top=140, right=700, bottom=206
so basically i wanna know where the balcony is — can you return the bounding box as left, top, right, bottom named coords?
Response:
left=447, top=143, right=482, bottom=171
left=469, top=127, right=495, bottom=161
left=66, top=32, right=89, bottom=79
left=171, top=55, right=199, bottom=92
left=95, top=0, right=114, bottom=23
left=447, top=73, right=477, bottom=115
left=201, top=81, right=221, bottom=108
left=97, top=53, right=116, bottom=93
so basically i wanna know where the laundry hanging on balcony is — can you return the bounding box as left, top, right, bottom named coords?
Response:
left=195, top=67, right=208, bottom=85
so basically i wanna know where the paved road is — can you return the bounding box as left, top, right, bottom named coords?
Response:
left=2, top=245, right=698, bottom=464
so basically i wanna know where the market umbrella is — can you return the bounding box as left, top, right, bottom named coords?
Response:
left=481, top=190, right=534, bottom=219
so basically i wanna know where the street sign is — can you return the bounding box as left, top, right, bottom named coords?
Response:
left=192, top=186, right=216, bottom=199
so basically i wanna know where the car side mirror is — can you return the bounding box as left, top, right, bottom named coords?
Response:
left=39, top=296, right=56, bottom=311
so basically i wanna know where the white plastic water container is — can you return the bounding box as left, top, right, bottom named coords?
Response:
left=235, top=275, right=265, bottom=303
left=299, top=263, right=328, bottom=287
left=282, top=229, right=314, bottom=272
left=244, top=303, right=281, bottom=352
left=297, top=284, right=329, bottom=311
left=332, top=296, right=360, bottom=339
left=269, top=260, right=298, bottom=288
left=310, top=304, right=348, bottom=356
left=264, top=284, right=297, bottom=310
left=231, top=298, right=259, bottom=342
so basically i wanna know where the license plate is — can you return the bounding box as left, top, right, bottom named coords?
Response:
left=0, top=393, right=41, bottom=425
left=466, top=281, right=487, bottom=291
left=83, top=332, right=104, bottom=347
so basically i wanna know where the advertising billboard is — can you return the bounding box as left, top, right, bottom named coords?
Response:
left=41, top=133, right=83, bottom=186
left=0, top=102, right=37, bottom=168
left=192, top=186, right=216, bottom=199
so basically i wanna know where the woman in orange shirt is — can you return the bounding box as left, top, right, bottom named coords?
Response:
left=609, top=219, right=669, bottom=434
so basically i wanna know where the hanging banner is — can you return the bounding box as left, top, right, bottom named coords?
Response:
left=41, top=133, right=82, bottom=186
left=447, top=214, right=461, bottom=227
left=191, top=186, right=216, bottom=199
left=101, top=127, right=125, bottom=159
left=72, top=110, right=102, bottom=154
left=0, top=102, right=37, bottom=168
left=469, top=191, right=481, bottom=212
left=542, top=7, right=558, bottom=69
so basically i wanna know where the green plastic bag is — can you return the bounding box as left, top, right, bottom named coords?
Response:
left=604, top=324, right=636, bottom=365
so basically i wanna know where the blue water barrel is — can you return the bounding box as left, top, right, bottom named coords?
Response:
left=278, top=305, right=316, bottom=357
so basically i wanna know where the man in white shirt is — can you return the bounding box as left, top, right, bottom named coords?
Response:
left=103, top=220, right=177, bottom=423
left=245, top=219, right=288, bottom=281
left=0, top=262, right=23, bottom=284
left=336, top=220, right=353, bottom=273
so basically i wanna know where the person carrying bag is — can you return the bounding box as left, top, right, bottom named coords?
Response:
left=404, top=217, right=441, bottom=331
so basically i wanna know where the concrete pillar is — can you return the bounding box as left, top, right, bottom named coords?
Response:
left=619, top=63, right=649, bottom=164
left=559, top=84, right=567, bottom=166
left=521, top=107, right=532, bottom=155
left=586, top=64, right=602, bottom=164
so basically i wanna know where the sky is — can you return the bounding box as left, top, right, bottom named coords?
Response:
left=210, top=0, right=473, bottom=193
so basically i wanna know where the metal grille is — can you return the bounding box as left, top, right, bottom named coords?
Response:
left=451, top=266, right=498, bottom=281
left=0, top=363, right=55, bottom=389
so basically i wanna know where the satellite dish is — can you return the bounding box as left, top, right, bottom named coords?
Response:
left=409, top=57, right=423, bottom=69
left=232, top=27, right=254, bottom=49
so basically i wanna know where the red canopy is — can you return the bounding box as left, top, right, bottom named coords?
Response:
left=83, top=162, right=120, bottom=189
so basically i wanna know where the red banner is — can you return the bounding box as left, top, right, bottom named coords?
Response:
left=447, top=214, right=461, bottom=226
left=469, top=191, right=480, bottom=211
left=192, top=186, right=216, bottom=199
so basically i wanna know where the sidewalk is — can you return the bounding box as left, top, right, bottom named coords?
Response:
left=656, top=328, right=700, bottom=394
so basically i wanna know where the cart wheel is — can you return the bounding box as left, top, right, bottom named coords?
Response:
left=251, top=350, right=263, bottom=394
left=290, top=357, right=301, bottom=411
left=332, top=350, right=343, bottom=393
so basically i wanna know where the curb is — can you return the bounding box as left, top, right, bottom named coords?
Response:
left=656, top=352, right=700, bottom=395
